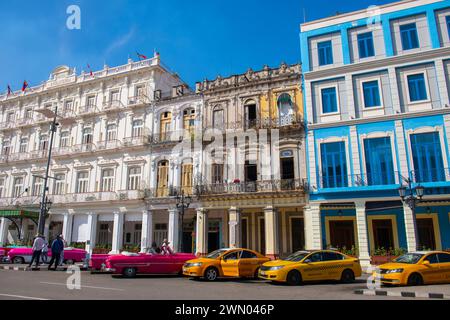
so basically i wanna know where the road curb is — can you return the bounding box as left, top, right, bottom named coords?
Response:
left=354, top=289, right=450, bottom=300
left=0, top=265, right=89, bottom=272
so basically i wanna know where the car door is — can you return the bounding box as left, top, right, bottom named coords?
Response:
left=221, top=250, right=241, bottom=277
left=320, top=252, right=343, bottom=280
left=437, top=253, right=450, bottom=283
left=421, top=253, right=440, bottom=284
left=238, top=250, right=259, bottom=277
left=302, top=252, right=324, bottom=281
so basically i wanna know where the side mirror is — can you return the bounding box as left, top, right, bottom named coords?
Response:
left=422, top=260, right=431, bottom=266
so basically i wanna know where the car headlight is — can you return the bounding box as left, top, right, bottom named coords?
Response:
left=187, top=262, right=202, bottom=267
left=386, top=268, right=404, bottom=274
left=268, top=266, right=285, bottom=271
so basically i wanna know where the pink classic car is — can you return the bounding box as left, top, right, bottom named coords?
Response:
left=105, top=252, right=196, bottom=278
left=8, top=247, right=87, bottom=264
left=89, top=254, right=114, bottom=272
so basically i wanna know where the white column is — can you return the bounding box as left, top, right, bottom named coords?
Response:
left=345, top=75, right=356, bottom=119
left=395, top=121, right=409, bottom=178
left=304, top=204, right=322, bottom=250
left=403, top=204, right=418, bottom=252
left=349, top=126, right=361, bottom=178
left=195, top=208, right=208, bottom=256
left=0, top=217, right=9, bottom=246
left=264, top=206, right=279, bottom=259
left=111, top=211, right=125, bottom=254
left=140, top=209, right=153, bottom=253
left=168, top=208, right=180, bottom=252
left=85, top=213, right=98, bottom=254
left=355, top=201, right=371, bottom=268
left=62, top=213, right=73, bottom=244
left=228, top=207, right=241, bottom=248
left=435, top=59, right=449, bottom=105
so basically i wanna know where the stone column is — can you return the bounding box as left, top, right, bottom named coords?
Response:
left=168, top=208, right=180, bottom=252
left=264, top=206, right=279, bottom=259
left=195, top=208, right=208, bottom=256
left=355, top=201, right=371, bottom=268
left=140, top=209, right=153, bottom=253
left=0, top=217, right=10, bottom=246
left=111, top=211, right=125, bottom=254
left=85, top=213, right=98, bottom=254
left=403, top=204, right=418, bottom=252
left=228, top=207, right=241, bottom=248
left=304, top=204, right=322, bottom=250
left=62, top=213, right=73, bottom=244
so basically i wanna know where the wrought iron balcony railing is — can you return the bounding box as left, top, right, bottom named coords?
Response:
left=97, top=139, right=122, bottom=151
left=195, top=179, right=307, bottom=195
left=103, top=100, right=126, bottom=111
left=410, top=168, right=450, bottom=184
left=317, top=172, right=402, bottom=189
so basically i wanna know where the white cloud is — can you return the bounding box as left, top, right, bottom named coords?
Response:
left=104, top=27, right=136, bottom=56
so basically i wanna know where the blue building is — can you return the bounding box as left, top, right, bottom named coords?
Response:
left=300, top=0, right=450, bottom=266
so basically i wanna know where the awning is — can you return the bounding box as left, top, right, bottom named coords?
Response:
left=0, top=210, right=41, bottom=219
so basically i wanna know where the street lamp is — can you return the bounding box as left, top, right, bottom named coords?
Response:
left=398, top=177, right=425, bottom=250
left=175, top=191, right=192, bottom=253
left=35, top=106, right=75, bottom=236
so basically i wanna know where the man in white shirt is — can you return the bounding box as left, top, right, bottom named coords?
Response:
left=28, top=234, right=45, bottom=268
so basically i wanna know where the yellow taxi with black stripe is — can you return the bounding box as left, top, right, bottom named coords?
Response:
left=259, top=250, right=362, bottom=285
left=373, top=251, right=450, bottom=286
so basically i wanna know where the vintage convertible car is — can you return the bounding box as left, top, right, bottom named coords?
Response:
left=105, top=251, right=197, bottom=278
left=7, top=247, right=87, bottom=264
left=89, top=253, right=112, bottom=272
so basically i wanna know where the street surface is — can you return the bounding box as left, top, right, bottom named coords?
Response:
left=1, top=267, right=448, bottom=300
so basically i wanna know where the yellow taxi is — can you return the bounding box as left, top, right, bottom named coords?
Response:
left=182, top=248, right=270, bottom=281
left=259, top=250, right=362, bottom=285
left=374, top=251, right=450, bottom=286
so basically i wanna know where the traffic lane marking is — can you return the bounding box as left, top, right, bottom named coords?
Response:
left=40, top=281, right=125, bottom=291
left=0, top=293, right=49, bottom=300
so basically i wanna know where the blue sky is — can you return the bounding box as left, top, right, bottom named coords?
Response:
left=0, top=0, right=393, bottom=91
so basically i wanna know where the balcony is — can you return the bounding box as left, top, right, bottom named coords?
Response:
left=29, top=149, right=49, bottom=160
left=7, top=153, right=31, bottom=162
left=128, top=95, right=149, bottom=107
left=52, top=146, right=73, bottom=157
left=317, top=172, right=401, bottom=190
left=97, top=139, right=122, bottom=151
left=72, top=143, right=96, bottom=153
left=145, top=186, right=192, bottom=198
left=195, top=179, right=307, bottom=196
left=48, top=192, right=118, bottom=204
left=122, top=134, right=150, bottom=147
left=16, top=117, right=35, bottom=127
left=103, top=100, right=126, bottom=112
left=410, top=168, right=450, bottom=184
left=0, top=196, right=40, bottom=207
left=78, top=105, right=100, bottom=116
left=0, top=121, right=16, bottom=130
left=151, top=131, right=183, bottom=145
left=117, top=189, right=145, bottom=201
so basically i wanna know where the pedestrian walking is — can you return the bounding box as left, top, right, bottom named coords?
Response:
left=48, top=235, right=64, bottom=270
left=58, top=235, right=67, bottom=266
left=28, top=234, right=45, bottom=269
left=41, top=237, right=49, bottom=264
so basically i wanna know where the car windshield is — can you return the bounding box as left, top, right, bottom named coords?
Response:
left=206, top=249, right=229, bottom=259
left=393, top=253, right=424, bottom=264
left=284, top=251, right=310, bottom=262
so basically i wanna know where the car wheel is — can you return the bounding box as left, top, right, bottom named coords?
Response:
left=407, top=273, right=423, bottom=286
left=204, top=267, right=219, bottom=281
left=286, top=270, right=302, bottom=286
left=341, top=269, right=355, bottom=283
left=122, top=267, right=137, bottom=278
left=12, top=256, right=25, bottom=264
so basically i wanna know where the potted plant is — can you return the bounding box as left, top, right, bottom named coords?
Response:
left=371, top=247, right=406, bottom=265
left=93, top=244, right=112, bottom=254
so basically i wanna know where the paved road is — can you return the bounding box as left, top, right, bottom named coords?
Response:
left=1, top=268, right=442, bottom=300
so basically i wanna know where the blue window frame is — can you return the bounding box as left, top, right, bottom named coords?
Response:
left=318, top=40, right=333, bottom=66
left=364, top=137, right=395, bottom=186
left=446, top=16, right=450, bottom=40
left=357, top=32, right=375, bottom=58
left=320, top=142, right=348, bottom=188
left=321, top=87, right=338, bottom=114
left=410, top=132, right=445, bottom=183
left=362, top=80, right=381, bottom=108
left=407, top=73, right=427, bottom=102
left=400, top=23, right=419, bottom=50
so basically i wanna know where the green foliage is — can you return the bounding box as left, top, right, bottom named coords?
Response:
left=122, top=245, right=141, bottom=253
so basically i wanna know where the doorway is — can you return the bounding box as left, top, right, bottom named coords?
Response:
left=290, top=217, right=305, bottom=252
left=329, top=220, right=355, bottom=249
left=281, top=157, right=295, bottom=190
left=417, top=218, right=436, bottom=250
left=372, top=219, right=395, bottom=250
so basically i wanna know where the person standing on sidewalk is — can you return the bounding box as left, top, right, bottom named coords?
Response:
left=28, top=234, right=45, bottom=269
left=58, top=235, right=66, bottom=266
left=41, top=237, right=49, bottom=264
left=48, top=235, right=64, bottom=270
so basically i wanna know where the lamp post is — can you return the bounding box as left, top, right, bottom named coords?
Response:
left=398, top=177, right=425, bottom=251
left=175, top=191, right=192, bottom=253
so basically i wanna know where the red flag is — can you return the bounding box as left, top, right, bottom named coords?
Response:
left=87, top=64, right=93, bottom=76
left=22, top=81, right=28, bottom=92
left=7, top=85, right=12, bottom=96
left=136, top=52, right=147, bottom=60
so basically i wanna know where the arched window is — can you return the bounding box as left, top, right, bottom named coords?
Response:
left=277, top=93, right=294, bottom=125
left=157, top=160, right=169, bottom=197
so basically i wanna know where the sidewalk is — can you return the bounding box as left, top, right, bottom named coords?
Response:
left=0, top=263, right=88, bottom=272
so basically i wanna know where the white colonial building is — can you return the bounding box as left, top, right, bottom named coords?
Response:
left=0, top=54, right=203, bottom=254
